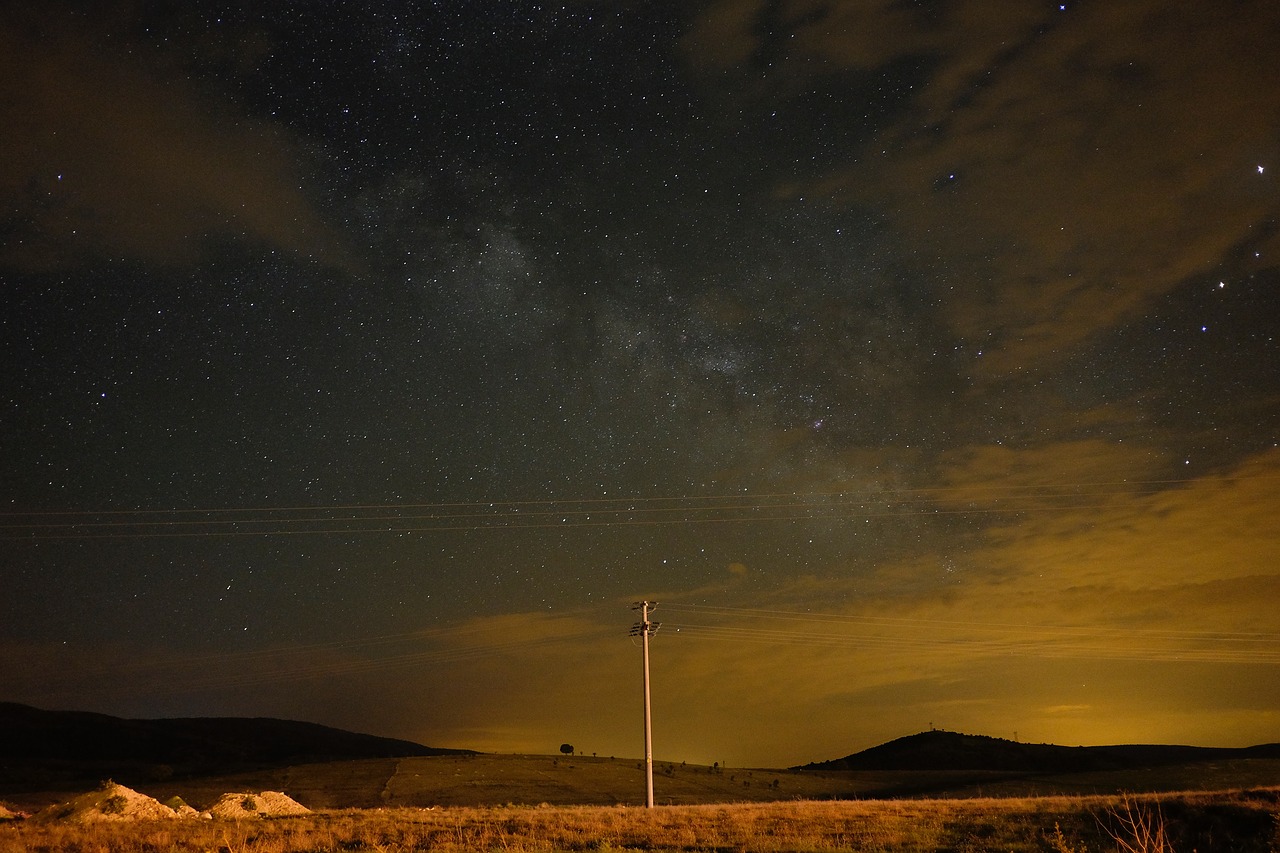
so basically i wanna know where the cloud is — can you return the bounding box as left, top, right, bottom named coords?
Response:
left=7, top=453, right=1277, bottom=769
left=683, top=0, right=1280, bottom=372
left=934, top=439, right=1168, bottom=508
left=932, top=445, right=1280, bottom=594
left=622, top=447, right=1280, bottom=760
left=0, top=16, right=350, bottom=271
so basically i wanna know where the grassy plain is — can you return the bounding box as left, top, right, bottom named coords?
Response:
left=10, top=753, right=1280, bottom=813
left=3, top=788, right=1279, bottom=852
left=5, top=754, right=1280, bottom=851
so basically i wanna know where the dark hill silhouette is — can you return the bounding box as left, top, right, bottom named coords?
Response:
left=0, top=701, right=472, bottom=788
left=796, top=729, right=1280, bottom=773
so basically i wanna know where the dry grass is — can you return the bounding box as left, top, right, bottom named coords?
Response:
left=3, top=787, right=1278, bottom=853
left=9, top=753, right=1280, bottom=814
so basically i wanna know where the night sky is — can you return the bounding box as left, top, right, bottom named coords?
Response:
left=2, top=0, right=1278, bottom=769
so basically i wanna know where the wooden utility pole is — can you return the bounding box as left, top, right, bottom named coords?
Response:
left=629, top=600, right=659, bottom=807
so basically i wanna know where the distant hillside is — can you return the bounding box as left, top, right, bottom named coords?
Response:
left=796, top=730, right=1280, bottom=773
left=0, top=702, right=472, bottom=786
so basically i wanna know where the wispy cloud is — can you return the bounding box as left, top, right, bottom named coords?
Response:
left=683, top=0, right=1280, bottom=372
left=0, top=15, right=351, bottom=271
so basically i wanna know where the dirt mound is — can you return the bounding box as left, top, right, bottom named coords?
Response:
left=206, top=791, right=310, bottom=818
left=32, top=782, right=182, bottom=823
left=0, top=803, right=25, bottom=821
left=31, top=783, right=308, bottom=823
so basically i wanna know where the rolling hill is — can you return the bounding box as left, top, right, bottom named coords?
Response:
left=0, top=701, right=471, bottom=793
left=4, top=705, right=1278, bottom=809
left=796, top=729, right=1280, bottom=773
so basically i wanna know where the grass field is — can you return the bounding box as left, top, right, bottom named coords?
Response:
left=5, top=754, right=1280, bottom=851
left=10, top=753, right=1280, bottom=813
left=2, top=788, right=1279, bottom=852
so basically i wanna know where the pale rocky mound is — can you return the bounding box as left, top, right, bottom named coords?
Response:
left=0, top=803, right=24, bottom=821
left=32, top=782, right=182, bottom=823
left=207, top=791, right=310, bottom=819
left=164, top=796, right=203, bottom=818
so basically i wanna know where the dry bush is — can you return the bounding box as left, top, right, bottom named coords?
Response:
left=1048, top=821, right=1089, bottom=853
left=1100, top=795, right=1173, bottom=853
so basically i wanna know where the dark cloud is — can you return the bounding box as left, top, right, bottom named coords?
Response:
left=0, top=12, right=349, bottom=271
left=684, top=0, right=1280, bottom=372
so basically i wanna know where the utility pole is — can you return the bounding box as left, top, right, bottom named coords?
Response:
left=629, top=600, right=660, bottom=808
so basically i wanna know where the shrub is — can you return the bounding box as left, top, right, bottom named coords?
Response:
left=101, top=795, right=128, bottom=815
left=1103, top=795, right=1173, bottom=853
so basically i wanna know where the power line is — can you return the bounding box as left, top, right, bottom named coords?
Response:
left=658, top=603, right=1280, bottom=665
left=5, top=469, right=1275, bottom=519
left=664, top=622, right=1280, bottom=664
left=6, top=471, right=1275, bottom=540
left=660, top=603, right=1280, bottom=641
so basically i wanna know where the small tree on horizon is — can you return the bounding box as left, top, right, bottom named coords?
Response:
left=560, top=743, right=574, bottom=756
